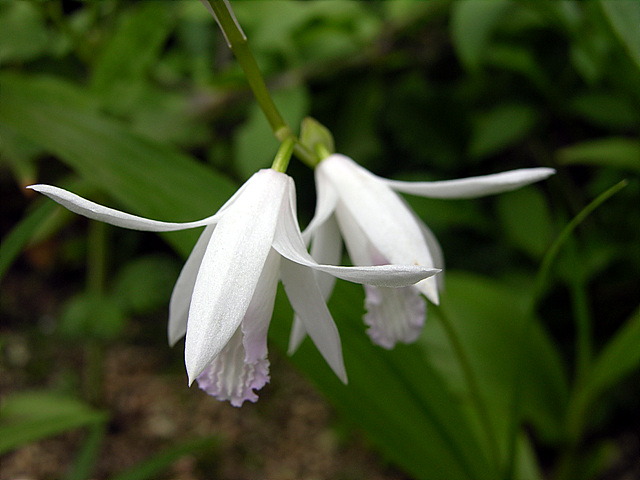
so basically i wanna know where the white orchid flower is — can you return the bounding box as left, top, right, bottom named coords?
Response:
left=29, top=168, right=438, bottom=406
left=290, top=154, right=555, bottom=351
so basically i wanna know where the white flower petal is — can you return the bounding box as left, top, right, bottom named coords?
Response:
left=280, top=257, right=347, bottom=384
left=381, top=168, right=555, bottom=198
left=242, top=248, right=280, bottom=364
left=184, top=170, right=287, bottom=383
left=273, top=182, right=439, bottom=287
left=196, top=248, right=279, bottom=407
left=289, top=215, right=343, bottom=355
left=309, top=214, right=343, bottom=300
left=404, top=200, right=444, bottom=301
left=301, top=167, right=339, bottom=243
left=168, top=224, right=216, bottom=346
left=27, top=184, right=218, bottom=231
left=317, top=155, right=438, bottom=297
left=288, top=318, right=306, bottom=355
left=363, top=285, right=426, bottom=349
left=332, top=203, right=376, bottom=266
left=196, top=328, right=269, bottom=407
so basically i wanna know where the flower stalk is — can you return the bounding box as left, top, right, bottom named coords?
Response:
left=203, top=0, right=288, bottom=138
left=271, top=137, right=295, bottom=173
left=202, top=0, right=318, bottom=169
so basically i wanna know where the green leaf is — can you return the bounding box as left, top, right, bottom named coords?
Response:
left=450, top=0, right=512, bottom=72
left=600, top=0, right=640, bottom=70
left=0, top=1, right=50, bottom=65
left=485, top=44, right=549, bottom=90
left=424, top=272, right=569, bottom=445
left=469, top=104, right=538, bottom=160
left=0, top=197, right=56, bottom=281
left=91, top=2, right=176, bottom=114
left=567, top=307, right=640, bottom=440
left=0, top=177, right=98, bottom=281
left=0, top=73, right=237, bottom=258
left=270, top=282, right=496, bottom=480
left=496, top=188, right=554, bottom=259
left=590, top=307, right=640, bottom=395
left=0, top=126, right=42, bottom=185
left=0, top=391, right=108, bottom=454
left=557, top=138, right=640, bottom=174
left=112, top=255, right=180, bottom=314
left=234, top=85, right=309, bottom=180
left=59, top=293, right=127, bottom=341
left=109, top=437, right=219, bottom=480
left=65, top=423, right=106, bottom=480
left=569, top=92, right=640, bottom=130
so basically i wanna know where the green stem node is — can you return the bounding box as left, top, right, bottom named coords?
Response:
left=271, top=137, right=296, bottom=173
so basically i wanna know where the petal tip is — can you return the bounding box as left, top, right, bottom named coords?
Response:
left=26, top=184, right=45, bottom=192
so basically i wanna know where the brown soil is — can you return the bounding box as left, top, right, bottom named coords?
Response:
left=1, top=272, right=404, bottom=480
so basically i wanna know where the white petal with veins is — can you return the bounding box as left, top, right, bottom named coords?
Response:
left=289, top=215, right=343, bottom=355
left=280, top=257, right=348, bottom=384
left=380, top=168, right=555, bottom=198
left=185, top=170, right=286, bottom=383
left=168, top=224, right=216, bottom=346
left=318, top=155, right=438, bottom=299
left=273, top=182, right=439, bottom=287
left=27, top=184, right=219, bottom=231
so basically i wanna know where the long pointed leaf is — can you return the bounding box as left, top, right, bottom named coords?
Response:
left=271, top=281, right=496, bottom=480
left=0, top=73, right=237, bottom=257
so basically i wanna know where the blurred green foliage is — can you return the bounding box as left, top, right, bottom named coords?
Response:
left=1, top=1, right=639, bottom=479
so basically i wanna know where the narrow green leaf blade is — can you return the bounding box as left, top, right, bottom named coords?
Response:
left=425, top=272, right=569, bottom=445
left=91, top=1, right=176, bottom=112
left=271, top=282, right=496, bottom=480
left=600, top=0, right=640, bottom=70
left=0, top=73, right=237, bottom=257
left=450, top=0, right=512, bottom=72
left=109, top=437, right=219, bottom=480
left=0, top=391, right=108, bottom=454
left=557, top=138, right=640, bottom=174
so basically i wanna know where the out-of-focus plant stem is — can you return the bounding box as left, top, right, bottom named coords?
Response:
left=85, top=219, right=108, bottom=405
left=504, top=179, right=629, bottom=480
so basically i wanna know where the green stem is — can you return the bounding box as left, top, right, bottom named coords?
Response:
left=293, top=143, right=319, bottom=169
left=85, top=219, right=108, bottom=404
left=205, top=0, right=291, bottom=139
left=315, top=143, right=332, bottom=161
left=503, top=179, right=628, bottom=479
left=271, top=137, right=296, bottom=173
left=432, top=304, right=502, bottom=473
left=203, top=0, right=320, bottom=169
left=566, top=241, right=592, bottom=383
left=533, top=180, right=627, bottom=302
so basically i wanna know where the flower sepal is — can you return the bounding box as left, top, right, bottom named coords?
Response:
left=300, top=117, right=335, bottom=163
